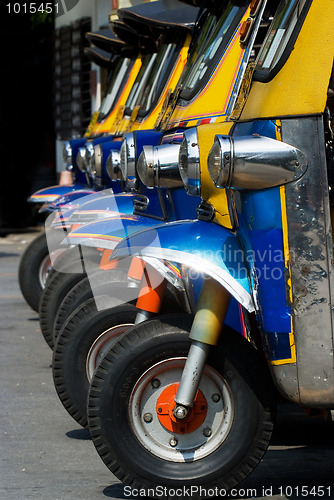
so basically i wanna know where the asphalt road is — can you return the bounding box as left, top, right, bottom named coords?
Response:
left=1, top=230, right=333, bottom=500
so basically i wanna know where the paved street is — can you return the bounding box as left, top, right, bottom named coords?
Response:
left=1, top=231, right=333, bottom=500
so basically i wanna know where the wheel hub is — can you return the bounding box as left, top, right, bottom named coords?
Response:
left=156, top=383, right=207, bottom=434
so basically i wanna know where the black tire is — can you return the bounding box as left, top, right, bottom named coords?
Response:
left=53, top=270, right=128, bottom=343
left=18, top=232, right=50, bottom=311
left=39, top=246, right=121, bottom=349
left=53, top=299, right=138, bottom=428
left=88, top=314, right=276, bottom=496
left=39, top=268, right=87, bottom=349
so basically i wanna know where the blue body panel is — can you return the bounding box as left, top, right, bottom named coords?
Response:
left=233, top=120, right=293, bottom=362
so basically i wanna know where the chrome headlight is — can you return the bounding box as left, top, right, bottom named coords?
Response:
left=106, top=150, right=121, bottom=181
left=178, top=128, right=200, bottom=195
left=207, top=135, right=308, bottom=190
left=93, top=144, right=102, bottom=178
left=85, top=142, right=95, bottom=176
left=63, top=141, right=72, bottom=168
left=76, top=147, right=87, bottom=172
left=120, top=133, right=136, bottom=189
left=137, top=144, right=182, bottom=188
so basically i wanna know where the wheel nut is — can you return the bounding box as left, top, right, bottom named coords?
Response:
left=169, top=437, right=178, bottom=447
left=173, top=405, right=188, bottom=420
left=151, top=379, right=161, bottom=389
left=203, top=427, right=212, bottom=437
left=143, top=413, right=153, bottom=423
left=212, top=393, right=220, bottom=403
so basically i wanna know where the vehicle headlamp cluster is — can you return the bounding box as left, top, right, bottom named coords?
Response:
left=85, top=142, right=95, bottom=177
left=62, top=141, right=73, bottom=169
left=178, top=128, right=200, bottom=196
left=207, top=134, right=308, bottom=190
left=106, top=150, right=122, bottom=181
left=119, top=133, right=137, bottom=189
left=137, top=143, right=183, bottom=188
left=93, top=144, right=103, bottom=180
left=90, top=128, right=307, bottom=195
left=76, top=147, right=87, bottom=172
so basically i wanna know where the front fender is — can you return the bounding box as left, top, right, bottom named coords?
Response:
left=50, top=190, right=132, bottom=228
left=112, top=219, right=254, bottom=312
left=63, top=213, right=161, bottom=250
left=47, top=189, right=96, bottom=210
left=28, top=184, right=90, bottom=204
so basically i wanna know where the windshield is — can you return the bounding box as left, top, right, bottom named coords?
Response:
left=180, top=1, right=248, bottom=100
left=125, top=53, right=158, bottom=112
left=138, top=43, right=177, bottom=116
left=255, top=0, right=309, bottom=78
left=98, top=56, right=133, bottom=121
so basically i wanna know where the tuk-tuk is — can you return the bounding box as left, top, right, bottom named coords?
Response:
left=86, top=0, right=334, bottom=494
left=48, top=0, right=274, bottom=430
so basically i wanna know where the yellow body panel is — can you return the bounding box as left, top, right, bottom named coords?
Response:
left=197, top=122, right=234, bottom=228
left=87, top=56, right=142, bottom=137
left=240, top=1, right=334, bottom=120
left=165, top=9, right=251, bottom=130
left=112, top=37, right=191, bottom=135
left=133, top=37, right=192, bottom=131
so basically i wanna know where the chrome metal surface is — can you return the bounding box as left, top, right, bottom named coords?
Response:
left=196, top=201, right=215, bottom=221
left=134, top=310, right=152, bottom=324
left=210, top=135, right=308, bottom=190
left=94, top=144, right=103, bottom=180
left=276, top=116, right=334, bottom=406
left=173, top=406, right=188, bottom=420
left=85, top=142, right=95, bottom=175
left=137, top=146, right=154, bottom=187
left=122, top=132, right=136, bottom=189
left=129, top=357, right=233, bottom=462
left=76, top=147, right=87, bottom=172
left=106, top=150, right=121, bottom=180
left=138, top=144, right=182, bottom=189
left=62, top=140, right=72, bottom=166
left=86, top=323, right=134, bottom=382
left=174, top=341, right=211, bottom=408
left=38, top=254, right=52, bottom=289
left=179, top=127, right=200, bottom=195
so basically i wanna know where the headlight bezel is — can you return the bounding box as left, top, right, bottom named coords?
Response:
left=93, top=144, right=103, bottom=180
left=120, top=132, right=137, bottom=189
left=62, top=140, right=72, bottom=168
left=178, top=127, right=201, bottom=196
left=76, top=146, right=88, bottom=172
left=106, top=149, right=122, bottom=181
left=85, top=142, right=95, bottom=176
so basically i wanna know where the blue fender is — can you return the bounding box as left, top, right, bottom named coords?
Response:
left=47, top=189, right=96, bottom=210
left=28, top=184, right=91, bottom=204
left=58, top=192, right=136, bottom=230
left=112, top=219, right=254, bottom=312
left=63, top=212, right=160, bottom=249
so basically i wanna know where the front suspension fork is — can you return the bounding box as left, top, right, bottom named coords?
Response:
left=174, top=277, right=230, bottom=419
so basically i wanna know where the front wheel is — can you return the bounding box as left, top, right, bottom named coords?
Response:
left=18, top=232, right=51, bottom=311
left=88, top=314, right=276, bottom=495
left=53, top=300, right=138, bottom=428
